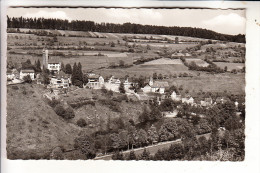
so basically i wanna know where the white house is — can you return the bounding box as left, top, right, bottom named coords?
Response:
left=20, top=69, right=35, bottom=80
left=7, top=69, right=15, bottom=80
left=182, top=96, right=194, bottom=104
left=104, top=76, right=133, bottom=92
left=171, top=91, right=182, bottom=101
left=85, top=74, right=104, bottom=89
left=48, top=60, right=61, bottom=73
left=141, top=77, right=169, bottom=94
left=50, top=71, right=71, bottom=89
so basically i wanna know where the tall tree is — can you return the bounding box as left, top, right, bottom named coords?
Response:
left=65, top=63, right=72, bottom=74
left=119, top=81, right=125, bottom=94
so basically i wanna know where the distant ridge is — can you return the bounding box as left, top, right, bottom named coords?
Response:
left=7, top=16, right=245, bottom=43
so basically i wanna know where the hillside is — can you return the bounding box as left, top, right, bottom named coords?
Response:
left=6, top=84, right=81, bottom=159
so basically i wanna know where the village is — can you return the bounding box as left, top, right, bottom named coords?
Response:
left=5, top=11, right=246, bottom=161
left=7, top=49, right=242, bottom=119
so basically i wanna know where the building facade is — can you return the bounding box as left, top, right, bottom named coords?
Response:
left=20, top=69, right=35, bottom=80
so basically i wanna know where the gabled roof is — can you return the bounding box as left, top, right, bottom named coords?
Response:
left=88, top=74, right=100, bottom=79
left=20, top=69, right=35, bottom=73
left=151, top=81, right=169, bottom=88
left=7, top=69, right=13, bottom=74
left=53, top=71, right=70, bottom=79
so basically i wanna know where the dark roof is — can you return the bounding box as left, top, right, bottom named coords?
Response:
left=7, top=69, right=12, bottom=74
left=151, top=81, right=169, bottom=88
left=53, top=71, right=70, bottom=79
left=21, top=69, right=35, bottom=73
left=88, top=74, right=100, bottom=79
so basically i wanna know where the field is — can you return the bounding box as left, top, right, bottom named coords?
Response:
left=167, top=73, right=245, bottom=95
left=214, top=62, right=245, bottom=71
left=186, top=58, right=209, bottom=67
left=142, top=58, right=183, bottom=65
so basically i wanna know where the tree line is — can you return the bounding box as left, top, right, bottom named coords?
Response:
left=7, top=16, right=245, bottom=43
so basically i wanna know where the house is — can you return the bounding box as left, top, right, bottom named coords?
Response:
left=182, top=96, right=194, bottom=105
left=48, top=59, right=61, bottom=73
left=7, top=69, right=15, bottom=80
left=84, top=74, right=104, bottom=89
left=201, top=98, right=213, bottom=107
left=20, top=69, right=35, bottom=80
left=104, top=76, right=134, bottom=92
left=215, top=97, right=227, bottom=104
left=141, top=77, right=169, bottom=94
left=50, top=71, right=71, bottom=89
left=170, top=91, right=182, bottom=101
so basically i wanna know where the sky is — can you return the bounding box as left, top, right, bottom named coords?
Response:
left=7, top=8, right=246, bottom=35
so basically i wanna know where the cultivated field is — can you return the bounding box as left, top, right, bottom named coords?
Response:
left=214, top=62, right=245, bottom=71
left=186, top=58, right=209, bottom=67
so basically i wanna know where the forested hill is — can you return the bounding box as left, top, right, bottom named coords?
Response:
left=7, top=16, right=245, bottom=43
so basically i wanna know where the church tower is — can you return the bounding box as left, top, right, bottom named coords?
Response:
left=42, top=49, right=49, bottom=69
left=149, top=76, right=153, bottom=86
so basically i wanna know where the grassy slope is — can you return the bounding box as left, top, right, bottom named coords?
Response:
left=6, top=84, right=80, bottom=159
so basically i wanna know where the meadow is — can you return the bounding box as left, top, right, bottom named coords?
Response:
left=214, top=62, right=245, bottom=71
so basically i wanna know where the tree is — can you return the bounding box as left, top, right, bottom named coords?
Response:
left=83, top=74, right=89, bottom=85
left=110, top=42, right=115, bottom=47
left=159, top=99, right=175, bottom=112
left=23, top=75, right=32, bottom=83
left=140, top=148, right=150, bottom=160
left=43, top=72, right=50, bottom=85
left=167, top=143, right=184, bottom=160
left=175, top=37, right=179, bottom=44
left=77, top=118, right=87, bottom=127
left=61, top=62, right=65, bottom=72
left=137, top=129, right=148, bottom=147
left=65, top=64, right=72, bottom=74
left=74, top=133, right=96, bottom=159
left=127, top=151, right=137, bottom=160
left=35, top=59, right=41, bottom=72
left=112, top=151, right=124, bottom=160
left=224, top=66, right=228, bottom=72
left=153, top=72, right=157, bottom=80
left=119, top=81, right=125, bottom=94
left=119, top=60, right=125, bottom=67
left=147, top=124, right=159, bottom=144
left=139, top=106, right=150, bottom=123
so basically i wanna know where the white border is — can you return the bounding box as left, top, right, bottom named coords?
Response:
left=1, top=1, right=260, bottom=173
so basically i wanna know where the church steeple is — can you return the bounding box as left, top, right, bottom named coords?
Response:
left=149, top=76, right=153, bottom=86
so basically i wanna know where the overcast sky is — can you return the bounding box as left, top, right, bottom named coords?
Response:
left=7, top=8, right=246, bottom=35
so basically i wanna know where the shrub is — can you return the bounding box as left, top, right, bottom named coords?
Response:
left=77, top=118, right=87, bottom=127
left=11, top=86, right=19, bottom=90
left=70, top=101, right=95, bottom=108
left=23, top=75, right=32, bottom=83
left=54, top=104, right=75, bottom=120
left=47, top=99, right=61, bottom=108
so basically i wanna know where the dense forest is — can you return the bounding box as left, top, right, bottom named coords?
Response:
left=7, top=16, right=245, bottom=43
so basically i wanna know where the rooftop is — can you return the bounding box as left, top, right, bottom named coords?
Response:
left=21, top=69, right=35, bottom=73
left=151, top=81, right=169, bottom=88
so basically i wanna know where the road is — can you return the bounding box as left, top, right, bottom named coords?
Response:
left=94, top=133, right=211, bottom=160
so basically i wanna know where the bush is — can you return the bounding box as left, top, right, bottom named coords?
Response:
left=23, top=75, right=32, bottom=83
left=11, top=86, right=19, bottom=90
left=70, top=101, right=95, bottom=109
left=47, top=99, right=61, bottom=108
left=99, top=99, right=121, bottom=112
left=77, top=118, right=87, bottom=127
left=54, top=104, right=75, bottom=120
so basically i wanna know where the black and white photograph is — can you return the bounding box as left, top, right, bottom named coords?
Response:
left=4, top=6, right=247, bottom=161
